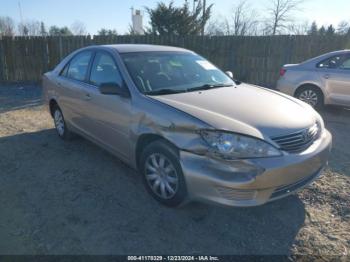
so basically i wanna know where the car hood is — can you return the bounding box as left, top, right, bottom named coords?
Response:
left=150, top=84, right=317, bottom=139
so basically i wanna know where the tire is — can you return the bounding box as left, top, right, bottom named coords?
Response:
left=52, top=105, right=74, bottom=140
left=295, top=85, right=324, bottom=109
left=139, top=140, right=188, bottom=207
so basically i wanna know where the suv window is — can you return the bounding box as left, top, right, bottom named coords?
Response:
left=66, top=51, right=93, bottom=81
left=90, top=52, right=123, bottom=87
left=317, top=55, right=346, bottom=69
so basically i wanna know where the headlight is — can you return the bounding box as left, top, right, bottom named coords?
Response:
left=200, top=130, right=282, bottom=159
left=315, top=114, right=325, bottom=137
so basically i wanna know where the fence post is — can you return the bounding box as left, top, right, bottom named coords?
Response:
left=59, top=36, right=63, bottom=60
left=0, top=38, right=4, bottom=81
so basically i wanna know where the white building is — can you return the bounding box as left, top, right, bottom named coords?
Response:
left=131, top=8, right=144, bottom=35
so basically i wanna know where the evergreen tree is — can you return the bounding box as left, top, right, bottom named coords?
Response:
left=318, top=26, right=326, bottom=36
left=146, top=1, right=213, bottom=36
left=308, top=21, right=318, bottom=35
left=326, top=24, right=335, bottom=36
left=49, top=26, right=73, bottom=36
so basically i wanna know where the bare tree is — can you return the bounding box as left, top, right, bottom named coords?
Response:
left=0, top=16, right=16, bottom=36
left=265, top=0, right=304, bottom=35
left=337, top=21, right=350, bottom=35
left=206, top=1, right=259, bottom=36
left=232, top=0, right=259, bottom=36
left=287, top=20, right=309, bottom=35
left=70, top=21, right=87, bottom=35
left=206, top=16, right=231, bottom=36
left=18, top=23, right=29, bottom=36
left=18, top=20, right=41, bottom=36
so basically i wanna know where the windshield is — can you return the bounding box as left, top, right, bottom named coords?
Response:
left=121, top=52, right=234, bottom=95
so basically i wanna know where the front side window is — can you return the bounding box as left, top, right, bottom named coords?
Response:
left=317, top=55, right=346, bottom=69
left=90, top=52, right=123, bottom=87
left=121, top=52, right=234, bottom=95
left=66, top=51, right=93, bottom=81
left=60, top=63, right=69, bottom=77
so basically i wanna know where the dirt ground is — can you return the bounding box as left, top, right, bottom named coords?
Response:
left=0, top=84, right=349, bottom=256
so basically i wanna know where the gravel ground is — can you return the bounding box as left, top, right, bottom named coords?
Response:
left=0, top=84, right=349, bottom=256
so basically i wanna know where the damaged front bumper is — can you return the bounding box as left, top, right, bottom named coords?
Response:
left=179, top=130, right=332, bottom=207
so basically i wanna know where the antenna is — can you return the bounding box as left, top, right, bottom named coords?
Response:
left=18, top=1, right=24, bottom=25
left=202, top=0, right=206, bottom=36
left=131, top=6, right=134, bottom=19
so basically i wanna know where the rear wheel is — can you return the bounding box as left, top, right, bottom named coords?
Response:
left=52, top=105, right=74, bottom=140
left=295, top=85, right=324, bottom=109
left=139, top=140, right=188, bottom=207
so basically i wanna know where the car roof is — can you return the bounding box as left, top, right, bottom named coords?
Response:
left=98, top=44, right=193, bottom=54
left=323, top=49, right=350, bottom=56
left=301, top=49, right=350, bottom=65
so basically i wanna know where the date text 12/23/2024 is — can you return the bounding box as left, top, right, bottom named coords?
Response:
left=127, top=256, right=219, bottom=261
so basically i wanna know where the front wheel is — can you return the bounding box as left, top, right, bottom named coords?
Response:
left=139, top=140, right=188, bottom=207
left=295, top=86, right=324, bottom=109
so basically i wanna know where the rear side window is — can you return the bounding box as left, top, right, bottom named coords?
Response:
left=339, top=56, right=350, bottom=70
left=66, top=51, right=93, bottom=81
left=89, top=52, right=123, bottom=87
left=317, top=55, right=346, bottom=69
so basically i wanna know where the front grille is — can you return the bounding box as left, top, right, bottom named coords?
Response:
left=270, top=168, right=322, bottom=199
left=271, top=124, right=319, bottom=153
left=216, top=187, right=257, bottom=201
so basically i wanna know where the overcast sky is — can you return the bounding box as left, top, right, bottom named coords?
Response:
left=1, top=0, right=349, bottom=34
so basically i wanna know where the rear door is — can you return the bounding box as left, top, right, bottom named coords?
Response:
left=80, top=51, right=132, bottom=160
left=317, top=54, right=350, bottom=106
left=56, top=50, right=94, bottom=131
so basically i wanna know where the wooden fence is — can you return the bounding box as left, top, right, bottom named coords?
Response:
left=0, top=35, right=349, bottom=87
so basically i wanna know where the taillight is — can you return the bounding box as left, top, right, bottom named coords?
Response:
left=280, top=68, right=287, bottom=76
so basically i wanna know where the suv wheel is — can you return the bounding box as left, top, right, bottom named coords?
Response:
left=140, top=140, right=188, bottom=207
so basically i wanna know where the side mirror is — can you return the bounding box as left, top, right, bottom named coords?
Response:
left=225, top=71, right=234, bottom=79
left=99, top=83, right=130, bottom=97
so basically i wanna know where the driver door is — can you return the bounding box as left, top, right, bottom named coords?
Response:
left=80, top=51, right=132, bottom=161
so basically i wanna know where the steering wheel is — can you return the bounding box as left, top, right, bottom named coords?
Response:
left=157, top=72, right=171, bottom=80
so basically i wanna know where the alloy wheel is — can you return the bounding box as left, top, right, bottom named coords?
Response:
left=299, top=89, right=318, bottom=107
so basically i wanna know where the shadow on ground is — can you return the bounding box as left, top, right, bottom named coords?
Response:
left=0, top=84, right=42, bottom=113
left=0, top=129, right=306, bottom=255
left=320, top=106, right=350, bottom=176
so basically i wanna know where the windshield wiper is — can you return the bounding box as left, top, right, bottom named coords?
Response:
left=145, top=88, right=187, bottom=96
left=146, top=83, right=234, bottom=96
left=186, top=83, right=233, bottom=92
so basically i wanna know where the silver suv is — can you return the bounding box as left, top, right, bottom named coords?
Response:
left=43, top=45, right=332, bottom=207
left=277, top=50, right=350, bottom=108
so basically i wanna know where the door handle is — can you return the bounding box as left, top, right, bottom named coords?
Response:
left=84, top=93, right=92, bottom=101
left=324, top=74, right=330, bottom=79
